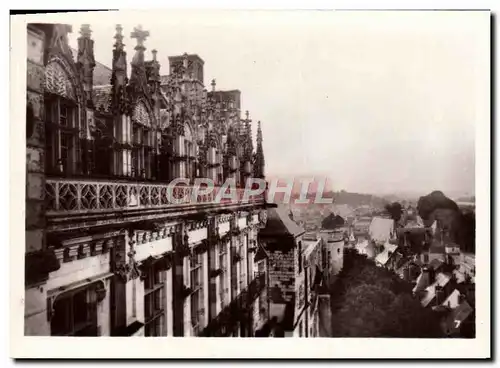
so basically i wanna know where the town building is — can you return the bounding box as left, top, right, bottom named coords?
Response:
left=25, top=23, right=269, bottom=337
left=318, top=229, right=344, bottom=287
left=258, top=206, right=330, bottom=337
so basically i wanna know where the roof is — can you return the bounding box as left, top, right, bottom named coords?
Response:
left=421, top=272, right=452, bottom=307
left=92, top=85, right=112, bottom=113
left=413, top=271, right=429, bottom=294
left=168, top=53, right=205, bottom=64
left=71, top=48, right=112, bottom=86
left=254, top=245, right=269, bottom=263
left=356, top=239, right=375, bottom=258
left=259, top=206, right=305, bottom=238
left=375, top=243, right=398, bottom=266
left=303, top=239, right=321, bottom=260
left=453, top=269, right=467, bottom=284
left=442, top=289, right=461, bottom=309
left=369, top=217, right=394, bottom=243
left=445, top=244, right=461, bottom=255
left=444, top=301, right=473, bottom=334
left=375, top=250, right=391, bottom=265
left=429, top=258, right=444, bottom=271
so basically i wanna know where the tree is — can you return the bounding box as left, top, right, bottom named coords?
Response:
left=321, top=213, right=345, bottom=230
left=385, top=202, right=403, bottom=222
left=330, top=250, right=443, bottom=337
left=417, top=190, right=475, bottom=253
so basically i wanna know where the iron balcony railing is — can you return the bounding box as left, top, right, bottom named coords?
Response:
left=45, top=178, right=265, bottom=215
left=201, top=272, right=266, bottom=337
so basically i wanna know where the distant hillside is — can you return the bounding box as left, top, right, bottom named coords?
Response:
left=298, top=190, right=389, bottom=209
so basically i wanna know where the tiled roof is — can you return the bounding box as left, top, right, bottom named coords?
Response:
left=442, top=289, right=461, bottom=309
left=71, top=48, right=112, bottom=86
left=92, top=85, right=112, bottom=113
left=444, top=300, right=473, bottom=335
left=369, top=217, right=394, bottom=243
left=421, top=272, right=452, bottom=307
left=413, top=271, right=430, bottom=294
left=260, top=205, right=305, bottom=238
left=429, top=258, right=444, bottom=271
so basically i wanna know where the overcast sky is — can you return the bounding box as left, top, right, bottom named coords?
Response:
left=68, top=10, right=487, bottom=197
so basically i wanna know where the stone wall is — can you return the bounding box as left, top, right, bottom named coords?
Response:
left=268, top=247, right=295, bottom=303
left=26, top=25, right=46, bottom=255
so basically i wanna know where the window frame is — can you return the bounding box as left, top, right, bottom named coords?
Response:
left=143, top=263, right=166, bottom=337
left=45, top=94, right=79, bottom=175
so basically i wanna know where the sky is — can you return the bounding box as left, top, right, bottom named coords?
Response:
left=67, top=10, right=487, bottom=198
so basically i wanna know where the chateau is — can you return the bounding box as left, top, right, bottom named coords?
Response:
left=25, top=23, right=269, bottom=337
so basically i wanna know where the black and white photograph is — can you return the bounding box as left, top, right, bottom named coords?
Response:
left=9, top=7, right=490, bottom=359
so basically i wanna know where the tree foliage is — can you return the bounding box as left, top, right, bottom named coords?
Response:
left=417, top=190, right=475, bottom=253
left=330, top=249, right=442, bottom=337
left=384, top=202, right=403, bottom=222
left=321, top=212, right=345, bottom=230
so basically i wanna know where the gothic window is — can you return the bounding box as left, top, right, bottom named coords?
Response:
left=45, top=95, right=79, bottom=175
left=50, top=286, right=99, bottom=336
left=144, top=263, right=166, bottom=337
left=189, top=252, right=204, bottom=336
left=131, top=102, right=153, bottom=179
left=91, top=118, right=113, bottom=176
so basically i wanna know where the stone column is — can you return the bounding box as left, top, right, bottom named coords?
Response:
left=25, top=25, right=58, bottom=336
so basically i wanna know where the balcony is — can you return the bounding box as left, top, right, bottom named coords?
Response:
left=201, top=272, right=266, bottom=337
left=44, top=177, right=266, bottom=231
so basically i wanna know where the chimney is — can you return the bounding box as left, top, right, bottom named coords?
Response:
left=435, top=285, right=444, bottom=305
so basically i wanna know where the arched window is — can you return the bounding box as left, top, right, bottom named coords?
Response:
left=92, top=118, right=113, bottom=176
left=44, top=61, right=79, bottom=175
left=131, top=101, right=153, bottom=179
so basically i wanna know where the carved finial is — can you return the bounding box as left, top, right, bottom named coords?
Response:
left=182, top=52, right=189, bottom=68
left=80, top=24, right=92, bottom=38
left=152, top=49, right=158, bottom=62
left=130, top=25, right=149, bottom=49
left=211, top=79, right=216, bottom=92
left=245, top=110, right=249, bottom=120
left=114, top=24, right=124, bottom=49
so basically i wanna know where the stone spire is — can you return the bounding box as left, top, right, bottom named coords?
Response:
left=254, top=120, right=265, bottom=178
left=241, top=110, right=253, bottom=159
left=129, top=25, right=150, bottom=94
left=130, top=25, right=149, bottom=66
left=111, top=24, right=129, bottom=115
left=76, top=24, right=96, bottom=107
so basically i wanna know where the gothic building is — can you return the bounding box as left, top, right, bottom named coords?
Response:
left=25, top=23, right=268, bottom=337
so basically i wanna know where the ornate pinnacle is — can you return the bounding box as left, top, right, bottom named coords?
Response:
left=79, top=24, right=92, bottom=38
left=131, top=25, right=149, bottom=50
left=245, top=110, right=249, bottom=120
left=114, top=24, right=124, bottom=50
left=211, top=79, right=216, bottom=92
left=152, top=49, right=158, bottom=62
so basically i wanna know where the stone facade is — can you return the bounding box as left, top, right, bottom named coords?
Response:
left=24, top=22, right=268, bottom=337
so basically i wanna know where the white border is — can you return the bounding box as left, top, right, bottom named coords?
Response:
left=9, top=8, right=491, bottom=359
